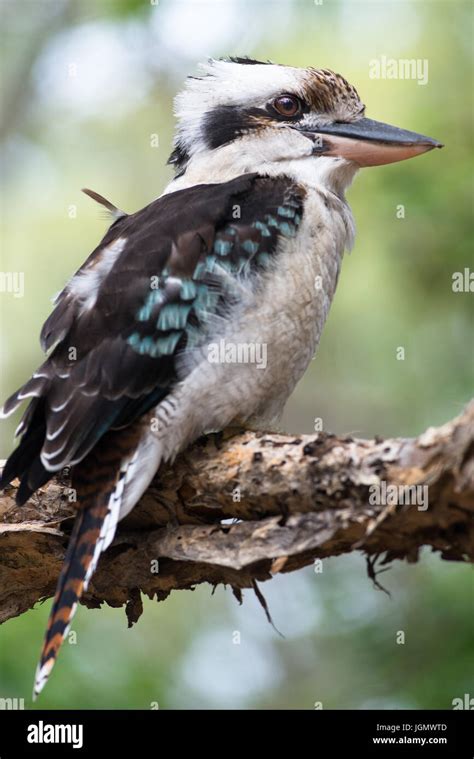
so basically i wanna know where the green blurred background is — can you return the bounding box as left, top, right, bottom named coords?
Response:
left=0, top=0, right=472, bottom=709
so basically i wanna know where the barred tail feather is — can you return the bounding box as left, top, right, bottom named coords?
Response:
left=33, top=478, right=123, bottom=699
left=33, top=422, right=161, bottom=699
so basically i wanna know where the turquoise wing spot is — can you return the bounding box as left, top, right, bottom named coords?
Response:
left=257, top=252, right=272, bottom=268
left=204, top=255, right=219, bottom=273
left=214, top=239, right=232, bottom=256
left=254, top=221, right=271, bottom=237
left=192, top=261, right=207, bottom=280
left=157, top=302, right=193, bottom=331
left=127, top=332, right=142, bottom=349
left=266, top=215, right=280, bottom=228
left=277, top=206, right=295, bottom=218
left=127, top=332, right=169, bottom=358
left=155, top=332, right=182, bottom=356
left=242, top=239, right=259, bottom=255
left=136, top=290, right=163, bottom=321
left=180, top=280, right=197, bottom=301
left=137, top=336, right=155, bottom=356
left=278, top=221, right=295, bottom=237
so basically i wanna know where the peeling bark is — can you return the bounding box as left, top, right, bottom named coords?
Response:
left=0, top=402, right=473, bottom=625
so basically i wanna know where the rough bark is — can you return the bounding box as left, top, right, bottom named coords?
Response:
left=0, top=402, right=473, bottom=626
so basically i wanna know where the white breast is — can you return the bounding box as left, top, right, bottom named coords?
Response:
left=151, top=186, right=353, bottom=460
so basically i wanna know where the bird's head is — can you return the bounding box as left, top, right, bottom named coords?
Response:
left=169, top=58, right=442, bottom=192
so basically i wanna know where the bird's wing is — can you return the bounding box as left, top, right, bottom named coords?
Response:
left=4, top=171, right=306, bottom=699
left=1, top=173, right=306, bottom=500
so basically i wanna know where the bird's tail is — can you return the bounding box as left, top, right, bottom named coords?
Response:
left=33, top=457, right=126, bottom=699
left=32, top=420, right=160, bottom=699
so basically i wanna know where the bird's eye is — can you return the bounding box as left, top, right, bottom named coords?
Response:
left=273, top=94, right=301, bottom=117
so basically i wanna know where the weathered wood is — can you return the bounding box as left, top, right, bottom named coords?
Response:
left=1, top=401, right=472, bottom=625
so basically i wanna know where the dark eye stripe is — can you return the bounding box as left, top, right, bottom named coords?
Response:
left=202, top=100, right=308, bottom=152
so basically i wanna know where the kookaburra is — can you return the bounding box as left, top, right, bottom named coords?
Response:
left=0, top=57, right=442, bottom=697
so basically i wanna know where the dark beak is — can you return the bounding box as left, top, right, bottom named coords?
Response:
left=305, top=117, right=443, bottom=167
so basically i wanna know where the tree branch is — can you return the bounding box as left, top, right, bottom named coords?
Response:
left=1, top=402, right=473, bottom=625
